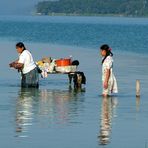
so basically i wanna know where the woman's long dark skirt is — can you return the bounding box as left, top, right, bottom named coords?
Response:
left=21, top=67, right=39, bottom=88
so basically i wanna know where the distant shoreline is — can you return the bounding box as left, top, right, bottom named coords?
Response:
left=35, top=13, right=148, bottom=18
left=36, top=0, right=148, bottom=18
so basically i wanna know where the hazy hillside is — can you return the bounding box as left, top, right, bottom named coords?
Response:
left=36, top=0, right=148, bottom=16
left=0, top=0, right=41, bottom=15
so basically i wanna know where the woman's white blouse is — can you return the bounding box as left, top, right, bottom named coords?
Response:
left=18, top=50, right=36, bottom=74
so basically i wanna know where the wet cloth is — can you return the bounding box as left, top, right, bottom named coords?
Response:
left=102, top=56, right=118, bottom=95
left=41, top=70, right=48, bottom=78
left=21, top=67, right=39, bottom=88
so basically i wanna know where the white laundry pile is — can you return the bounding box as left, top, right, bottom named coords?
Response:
left=37, top=59, right=56, bottom=78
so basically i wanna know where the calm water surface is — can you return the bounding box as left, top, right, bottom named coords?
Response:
left=0, top=16, right=148, bottom=53
left=0, top=16, right=148, bottom=148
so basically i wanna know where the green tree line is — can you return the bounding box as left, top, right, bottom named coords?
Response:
left=36, top=0, right=148, bottom=16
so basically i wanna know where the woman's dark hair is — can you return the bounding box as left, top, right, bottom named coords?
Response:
left=16, top=42, right=26, bottom=51
left=100, top=44, right=113, bottom=64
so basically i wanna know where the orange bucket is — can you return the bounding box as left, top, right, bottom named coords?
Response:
left=56, top=58, right=72, bottom=67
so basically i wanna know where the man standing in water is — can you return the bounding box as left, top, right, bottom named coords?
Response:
left=9, top=42, right=39, bottom=88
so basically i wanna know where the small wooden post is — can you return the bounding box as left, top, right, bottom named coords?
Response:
left=136, top=80, right=140, bottom=97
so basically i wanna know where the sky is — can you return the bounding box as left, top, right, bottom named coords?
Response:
left=0, top=0, right=42, bottom=15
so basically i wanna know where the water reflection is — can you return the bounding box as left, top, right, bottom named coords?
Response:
left=99, top=96, right=118, bottom=145
left=15, top=88, right=39, bottom=137
left=39, top=87, right=85, bottom=125
left=15, top=87, right=85, bottom=137
left=136, top=96, right=140, bottom=112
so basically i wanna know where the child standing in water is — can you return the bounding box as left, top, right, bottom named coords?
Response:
left=100, top=44, right=118, bottom=97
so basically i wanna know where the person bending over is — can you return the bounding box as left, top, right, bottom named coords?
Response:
left=9, top=42, right=39, bottom=88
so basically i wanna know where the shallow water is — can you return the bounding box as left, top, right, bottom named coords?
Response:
left=0, top=16, right=148, bottom=148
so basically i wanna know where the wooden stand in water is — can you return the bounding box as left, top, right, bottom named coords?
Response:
left=136, top=80, right=140, bottom=97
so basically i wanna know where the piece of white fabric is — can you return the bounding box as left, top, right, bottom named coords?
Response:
left=102, top=56, right=118, bottom=95
left=41, top=70, right=48, bottom=78
left=18, top=50, right=36, bottom=74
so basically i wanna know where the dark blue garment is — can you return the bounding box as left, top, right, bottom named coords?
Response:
left=21, top=67, right=39, bottom=88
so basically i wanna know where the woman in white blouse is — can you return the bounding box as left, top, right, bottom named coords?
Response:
left=9, top=42, right=39, bottom=88
left=100, top=44, right=118, bottom=97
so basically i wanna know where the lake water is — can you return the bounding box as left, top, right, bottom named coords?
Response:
left=0, top=16, right=148, bottom=148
